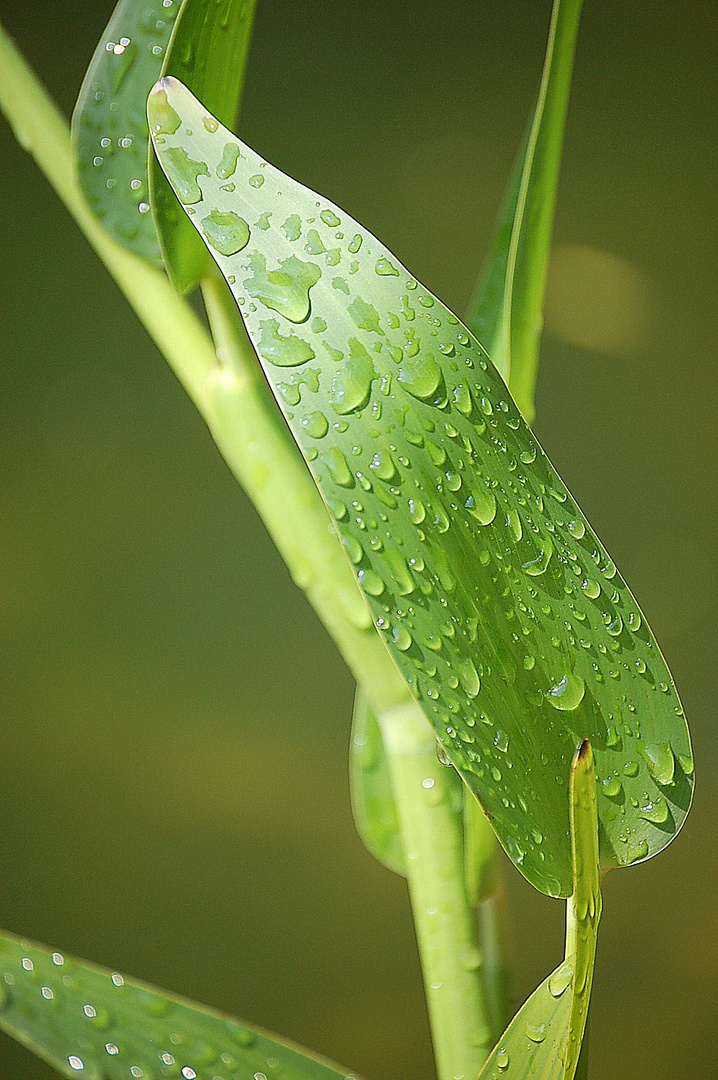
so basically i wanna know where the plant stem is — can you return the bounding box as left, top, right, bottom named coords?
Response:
left=0, top=30, right=497, bottom=1076
left=378, top=700, right=493, bottom=1080
left=200, top=270, right=408, bottom=710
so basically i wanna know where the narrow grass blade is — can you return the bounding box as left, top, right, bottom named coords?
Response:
left=562, top=740, right=601, bottom=1080
left=477, top=742, right=600, bottom=1080
left=350, top=686, right=405, bottom=875
left=72, top=0, right=181, bottom=261
left=466, top=0, right=584, bottom=423
left=148, top=79, right=693, bottom=898
left=0, top=930, right=362, bottom=1080
left=150, top=0, right=258, bottom=291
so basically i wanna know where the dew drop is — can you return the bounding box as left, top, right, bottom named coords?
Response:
left=548, top=959, right=573, bottom=997
left=375, top=257, right=399, bottom=276
left=464, top=488, right=497, bottom=525
left=158, top=146, right=208, bottom=203
left=200, top=210, right=250, bottom=255
left=244, top=253, right=321, bottom=323
left=496, top=1047, right=509, bottom=1070
left=506, top=508, right=522, bottom=541
left=638, top=796, right=670, bottom=823
left=581, top=578, right=601, bottom=599
left=150, top=89, right=181, bottom=134
left=202, top=115, right=219, bottom=133
left=457, top=658, right=480, bottom=698
left=408, top=497, right=426, bottom=524
left=602, top=777, right=623, bottom=798
left=397, top=354, right=443, bottom=400
left=548, top=673, right=585, bottom=711
left=392, top=624, right=412, bottom=651
left=525, top=1021, right=547, bottom=1043
left=216, top=142, right=240, bottom=179
left=357, top=569, right=385, bottom=596
left=370, top=449, right=397, bottom=481
left=323, top=447, right=354, bottom=487
left=282, top=214, right=302, bottom=241
left=257, top=320, right=315, bottom=367
left=642, top=742, right=675, bottom=786
left=329, top=339, right=375, bottom=414
left=382, top=548, right=415, bottom=595
left=626, top=839, right=649, bottom=863
left=300, top=411, right=329, bottom=438
left=320, top=209, right=341, bottom=227
left=249, top=173, right=265, bottom=188
left=523, top=536, right=554, bottom=576
left=305, top=227, right=326, bottom=254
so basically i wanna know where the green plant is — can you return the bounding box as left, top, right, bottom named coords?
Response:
left=0, top=2, right=699, bottom=1079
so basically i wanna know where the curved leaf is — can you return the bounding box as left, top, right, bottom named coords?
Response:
left=148, top=78, right=693, bottom=898
left=477, top=742, right=600, bottom=1080
left=0, top=930, right=362, bottom=1080
left=72, top=0, right=181, bottom=261
left=466, top=0, right=584, bottom=422
left=349, top=686, right=405, bottom=875
left=150, top=0, right=258, bottom=291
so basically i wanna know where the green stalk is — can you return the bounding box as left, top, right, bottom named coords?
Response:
left=0, top=27, right=496, bottom=1077
left=378, top=701, right=493, bottom=1080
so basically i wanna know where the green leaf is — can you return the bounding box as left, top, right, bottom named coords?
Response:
left=466, top=0, right=584, bottom=423
left=476, top=741, right=600, bottom=1080
left=150, top=0, right=258, bottom=291
left=563, top=740, right=601, bottom=1080
left=72, top=0, right=181, bottom=261
left=0, top=930, right=361, bottom=1080
left=349, top=686, right=405, bottom=875
left=72, top=0, right=256, bottom=284
left=148, top=78, right=693, bottom=898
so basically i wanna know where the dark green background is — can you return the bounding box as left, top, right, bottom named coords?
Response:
left=0, top=1, right=716, bottom=1077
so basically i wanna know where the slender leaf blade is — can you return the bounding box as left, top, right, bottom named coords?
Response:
left=476, top=957, right=574, bottom=1080
left=150, top=0, right=258, bottom=291
left=466, top=0, right=584, bottom=422
left=72, top=0, right=181, bottom=261
left=350, top=686, right=405, bottom=875
left=149, top=79, right=693, bottom=898
left=563, top=740, right=601, bottom=1080
left=0, top=930, right=361, bottom=1080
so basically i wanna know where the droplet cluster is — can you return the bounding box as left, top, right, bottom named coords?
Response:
left=150, top=80, right=693, bottom=897
left=73, top=0, right=182, bottom=259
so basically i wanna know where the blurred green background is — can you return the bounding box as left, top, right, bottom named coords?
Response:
left=0, top=0, right=716, bottom=1077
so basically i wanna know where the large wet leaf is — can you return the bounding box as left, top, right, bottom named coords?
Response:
left=477, top=742, right=600, bottom=1080
left=148, top=78, right=693, bottom=898
left=150, top=0, right=258, bottom=291
left=0, top=930, right=361, bottom=1080
left=466, top=0, right=584, bottom=422
left=72, top=0, right=182, bottom=261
